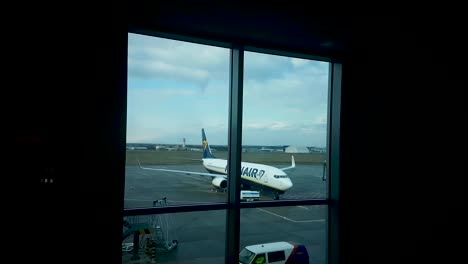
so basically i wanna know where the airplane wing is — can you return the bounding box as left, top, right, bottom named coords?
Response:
left=137, top=160, right=227, bottom=178
left=279, top=156, right=295, bottom=171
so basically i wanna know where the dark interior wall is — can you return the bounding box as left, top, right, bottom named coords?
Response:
left=9, top=3, right=385, bottom=264
left=8, top=5, right=127, bottom=263
left=339, top=32, right=386, bottom=263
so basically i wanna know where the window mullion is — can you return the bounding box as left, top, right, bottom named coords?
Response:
left=328, top=62, right=342, bottom=264
left=225, top=44, right=244, bottom=264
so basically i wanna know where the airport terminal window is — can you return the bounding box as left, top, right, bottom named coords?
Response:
left=123, top=31, right=341, bottom=264
left=125, top=33, right=230, bottom=208
left=242, top=51, right=329, bottom=201
left=240, top=205, right=327, bottom=264
left=122, top=210, right=226, bottom=263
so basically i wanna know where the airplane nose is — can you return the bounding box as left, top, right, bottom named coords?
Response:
left=283, top=178, right=293, bottom=190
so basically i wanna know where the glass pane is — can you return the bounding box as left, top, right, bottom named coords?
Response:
left=242, top=51, right=329, bottom=201
left=240, top=205, right=327, bottom=264
left=126, top=33, right=230, bottom=208
left=122, top=210, right=226, bottom=263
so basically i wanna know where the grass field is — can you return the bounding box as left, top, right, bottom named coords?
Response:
left=126, top=150, right=327, bottom=165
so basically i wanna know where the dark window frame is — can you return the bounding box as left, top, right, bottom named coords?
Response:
left=123, top=29, right=341, bottom=264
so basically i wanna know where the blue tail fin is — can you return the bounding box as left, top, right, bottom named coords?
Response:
left=202, top=128, right=216, bottom=159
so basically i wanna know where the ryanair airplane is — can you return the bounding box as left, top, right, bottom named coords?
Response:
left=138, top=128, right=295, bottom=200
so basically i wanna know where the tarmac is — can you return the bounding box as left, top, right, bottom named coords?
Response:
left=122, top=164, right=328, bottom=264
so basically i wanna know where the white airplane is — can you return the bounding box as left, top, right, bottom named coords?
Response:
left=138, top=128, right=295, bottom=200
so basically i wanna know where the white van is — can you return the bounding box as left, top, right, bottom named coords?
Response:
left=240, top=190, right=260, bottom=201
left=239, top=241, right=309, bottom=264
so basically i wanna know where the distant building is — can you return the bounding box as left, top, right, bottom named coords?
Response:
left=188, top=148, right=202, bottom=152
left=155, top=145, right=176, bottom=151
left=259, top=147, right=275, bottom=152
left=309, top=147, right=326, bottom=153
left=284, top=146, right=310, bottom=153
left=126, top=146, right=147, bottom=150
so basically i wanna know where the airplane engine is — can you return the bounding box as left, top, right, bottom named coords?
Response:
left=211, top=177, right=227, bottom=189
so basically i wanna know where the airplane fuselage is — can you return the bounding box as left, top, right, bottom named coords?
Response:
left=138, top=128, right=295, bottom=200
left=202, top=158, right=293, bottom=195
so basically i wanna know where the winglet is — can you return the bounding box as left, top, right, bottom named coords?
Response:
left=280, top=155, right=296, bottom=171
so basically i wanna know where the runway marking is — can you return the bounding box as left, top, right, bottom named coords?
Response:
left=256, top=208, right=325, bottom=223
left=296, top=206, right=310, bottom=210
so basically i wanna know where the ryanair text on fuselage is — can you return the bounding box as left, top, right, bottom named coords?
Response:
left=224, top=165, right=266, bottom=179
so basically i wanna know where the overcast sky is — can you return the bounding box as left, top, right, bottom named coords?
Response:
left=127, top=33, right=330, bottom=147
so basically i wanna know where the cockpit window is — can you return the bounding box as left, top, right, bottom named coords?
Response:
left=274, top=175, right=287, bottom=178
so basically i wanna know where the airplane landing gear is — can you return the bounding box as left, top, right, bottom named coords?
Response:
left=274, top=193, right=279, bottom=200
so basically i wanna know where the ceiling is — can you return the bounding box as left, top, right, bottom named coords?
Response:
left=128, top=2, right=355, bottom=60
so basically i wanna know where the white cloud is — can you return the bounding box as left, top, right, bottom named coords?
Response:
left=291, top=58, right=309, bottom=67
left=243, top=70, right=328, bottom=113
left=245, top=121, right=291, bottom=130
left=128, top=33, right=229, bottom=87
left=318, top=116, right=327, bottom=124
left=127, top=33, right=330, bottom=146
left=128, top=87, right=197, bottom=100
left=158, top=89, right=196, bottom=96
